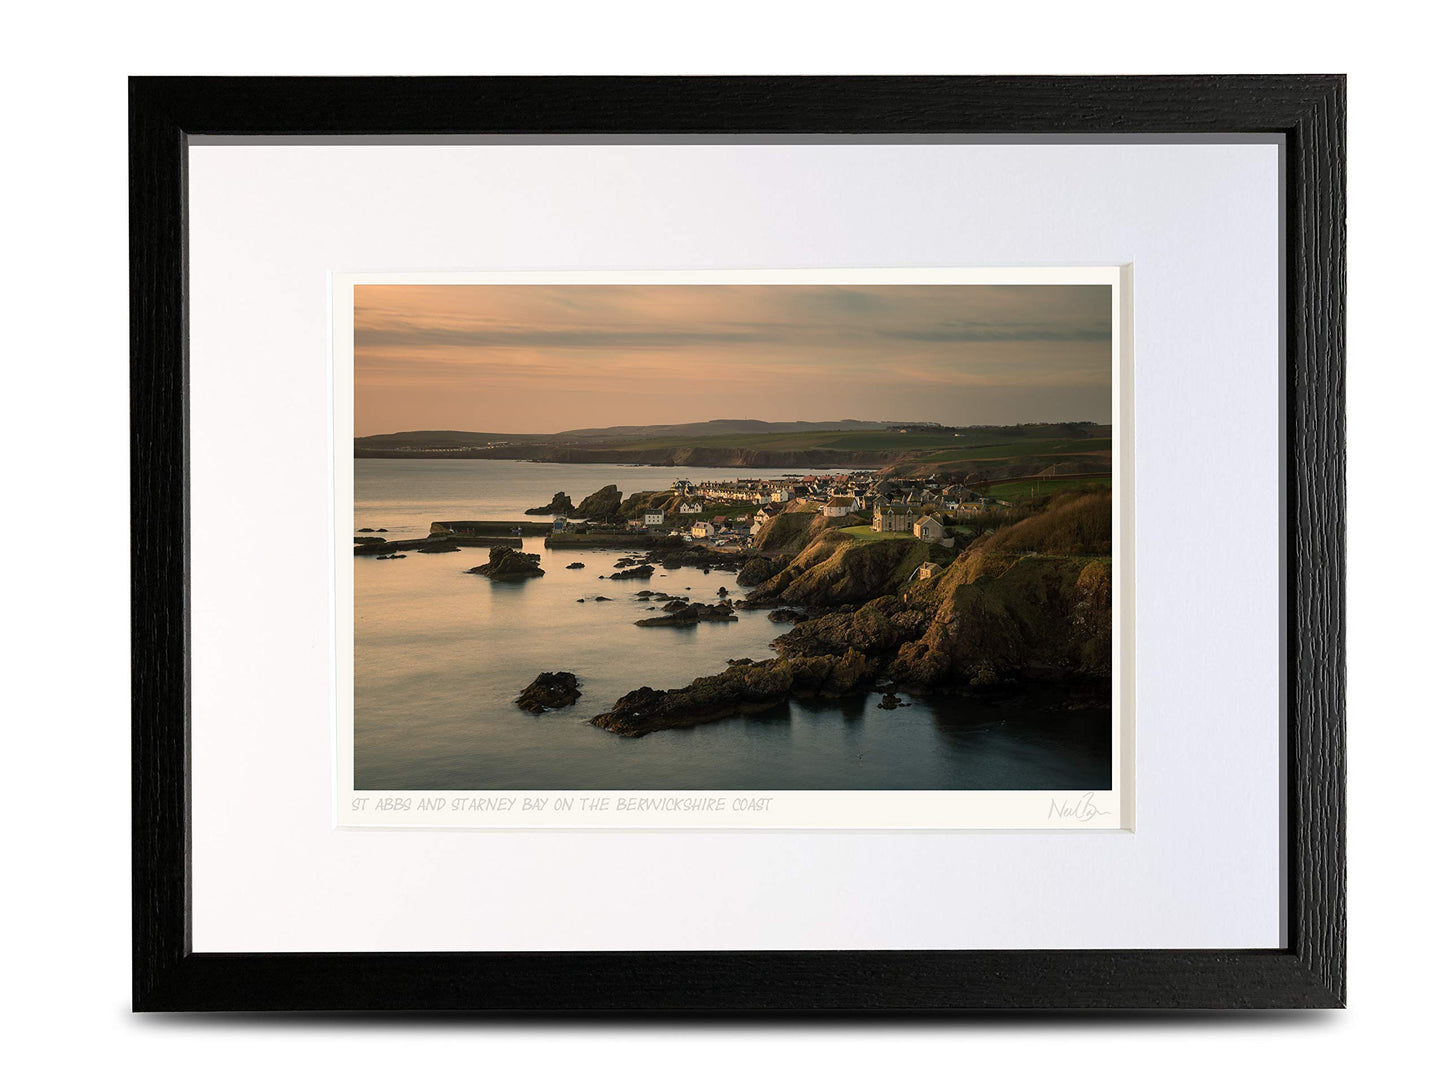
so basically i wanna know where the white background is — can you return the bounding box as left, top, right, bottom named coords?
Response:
left=3, top=0, right=1438, bottom=1080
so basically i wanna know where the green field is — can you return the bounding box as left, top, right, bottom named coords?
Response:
left=975, top=476, right=1112, bottom=502
left=690, top=502, right=759, bottom=518
left=914, top=437, right=1112, bottom=463
left=838, top=526, right=914, bottom=542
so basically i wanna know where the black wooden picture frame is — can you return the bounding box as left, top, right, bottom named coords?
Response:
left=131, top=75, right=1345, bottom=1012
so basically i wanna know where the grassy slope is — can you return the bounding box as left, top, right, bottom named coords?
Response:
left=974, top=476, right=1113, bottom=502
left=756, top=533, right=933, bottom=607
left=837, top=526, right=914, bottom=542
left=751, top=511, right=829, bottom=555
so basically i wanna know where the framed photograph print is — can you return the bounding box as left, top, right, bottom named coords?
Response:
left=131, top=76, right=1345, bottom=1011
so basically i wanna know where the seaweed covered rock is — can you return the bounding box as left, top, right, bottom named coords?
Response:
left=466, top=546, right=544, bottom=580
left=516, top=671, right=581, bottom=713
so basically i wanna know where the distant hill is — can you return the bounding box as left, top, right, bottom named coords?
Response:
left=355, top=430, right=546, bottom=447
left=554, top=419, right=887, bottom=439
left=354, top=420, right=1110, bottom=478
left=354, top=420, right=891, bottom=447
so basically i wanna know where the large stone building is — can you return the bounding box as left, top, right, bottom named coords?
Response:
left=872, top=504, right=917, bottom=533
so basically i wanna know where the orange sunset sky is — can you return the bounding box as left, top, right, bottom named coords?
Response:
left=353, top=283, right=1112, bottom=436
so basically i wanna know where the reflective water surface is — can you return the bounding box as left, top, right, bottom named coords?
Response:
left=354, top=459, right=1111, bottom=790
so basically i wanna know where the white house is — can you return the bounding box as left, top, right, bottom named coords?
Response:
left=643, top=510, right=665, bottom=527
left=690, top=521, right=715, bottom=540
left=913, top=514, right=947, bottom=542
left=822, top=496, right=857, bottom=518
left=680, top=501, right=703, bottom=515
left=552, top=516, right=569, bottom=532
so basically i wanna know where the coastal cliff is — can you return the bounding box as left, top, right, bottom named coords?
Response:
left=749, top=511, right=831, bottom=556
left=746, top=534, right=933, bottom=607
left=588, top=489, right=1112, bottom=736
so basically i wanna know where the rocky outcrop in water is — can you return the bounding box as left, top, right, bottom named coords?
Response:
left=654, top=546, right=745, bottom=573
left=576, top=484, right=623, bottom=520
left=524, top=492, right=574, bottom=515
left=633, top=602, right=737, bottom=627
left=466, top=546, right=544, bottom=580
left=608, top=563, right=655, bottom=580
left=589, top=650, right=872, bottom=736
left=516, top=671, right=581, bottom=713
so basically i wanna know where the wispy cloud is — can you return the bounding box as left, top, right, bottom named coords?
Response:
left=353, top=283, right=1111, bottom=434
left=877, top=320, right=1111, bottom=343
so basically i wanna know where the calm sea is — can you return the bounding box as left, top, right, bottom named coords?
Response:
left=353, top=458, right=1110, bottom=790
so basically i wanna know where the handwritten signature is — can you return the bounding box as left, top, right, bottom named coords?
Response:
left=1048, top=792, right=1111, bottom=823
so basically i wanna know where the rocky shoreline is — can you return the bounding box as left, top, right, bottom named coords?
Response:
left=580, top=488, right=1112, bottom=738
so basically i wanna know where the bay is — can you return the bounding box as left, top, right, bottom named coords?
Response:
left=354, top=458, right=1110, bottom=790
